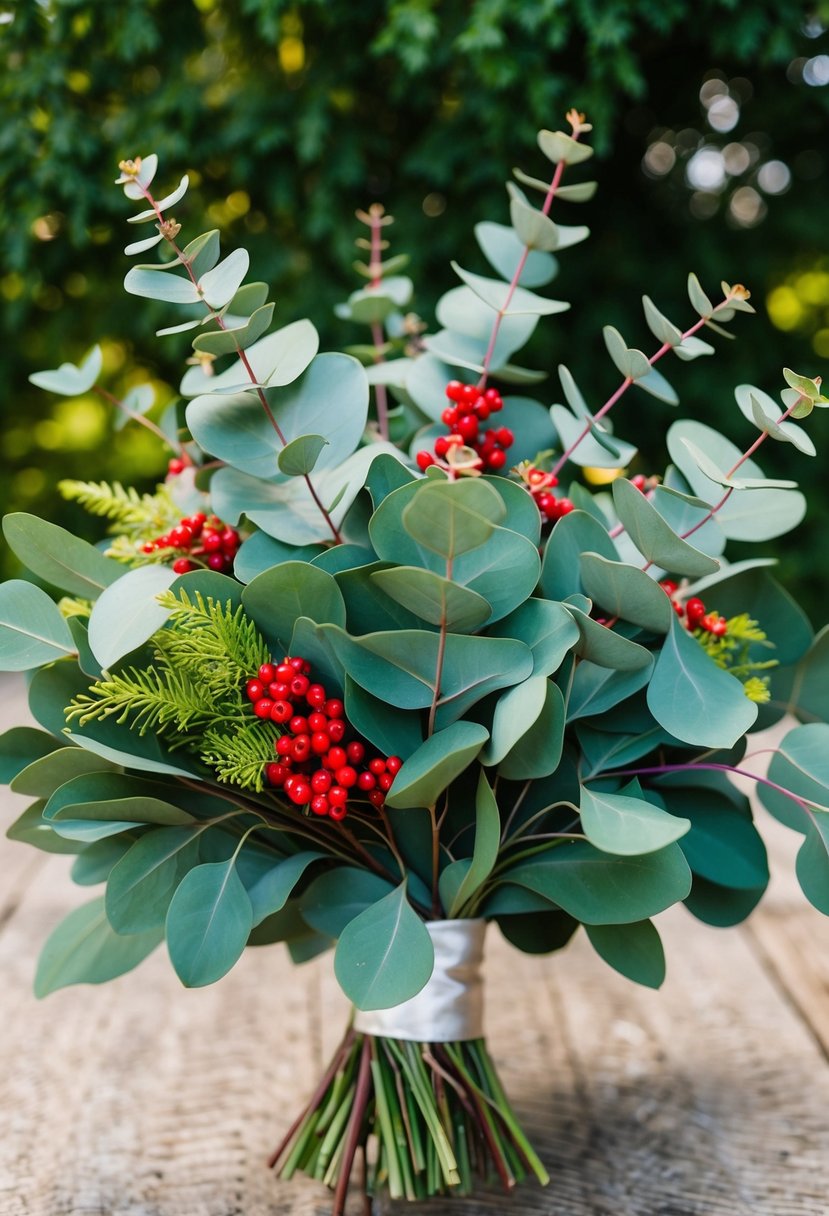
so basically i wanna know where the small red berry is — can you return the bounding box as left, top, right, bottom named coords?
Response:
left=346, top=741, right=365, bottom=764
left=259, top=663, right=276, bottom=684
left=270, top=700, right=294, bottom=724
left=328, top=786, right=348, bottom=807
left=291, top=735, right=312, bottom=762
left=434, top=436, right=450, bottom=457
left=325, top=699, right=344, bottom=720
left=287, top=780, right=311, bottom=806
left=357, top=771, right=376, bottom=791
left=327, top=719, right=346, bottom=743
left=368, top=789, right=386, bottom=808
left=268, top=681, right=290, bottom=699
left=169, top=524, right=193, bottom=548
left=306, top=684, right=327, bottom=708
left=254, top=698, right=275, bottom=719
left=311, top=731, right=331, bottom=754
left=326, top=746, right=347, bottom=770
left=246, top=679, right=264, bottom=702
left=289, top=715, right=308, bottom=736
left=369, top=758, right=386, bottom=775
left=416, top=451, right=436, bottom=471
left=712, top=618, right=728, bottom=637
left=336, top=765, right=357, bottom=788
left=457, top=414, right=479, bottom=442
left=386, top=756, right=402, bottom=774
left=202, top=531, right=222, bottom=552
left=167, top=457, right=186, bottom=475
left=290, top=674, right=310, bottom=699
left=289, top=656, right=307, bottom=672
left=311, top=770, right=332, bottom=794
left=685, top=598, right=706, bottom=628
left=172, top=557, right=196, bottom=574
left=206, top=553, right=224, bottom=571
left=556, top=498, right=574, bottom=516
left=266, top=762, right=290, bottom=787
left=141, top=542, right=155, bottom=554
left=441, top=407, right=459, bottom=426
left=495, top=427, right=514, bottom=448
left=378, top=772, right=394, bottom=792
left=329, top=802, right=348, bottom=822
left=310, top=795, right=330, bottom=816
left=275, top=736, right=293, bottom=756
left=445, top=380, right=464, bottom=401
left=487, top=449, right=507, bottom=470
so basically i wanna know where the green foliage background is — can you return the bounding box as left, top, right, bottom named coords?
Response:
left=2, top=0, right=828, bottom=612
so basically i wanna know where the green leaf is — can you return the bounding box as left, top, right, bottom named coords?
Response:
left=481, top=676, right=547, bottom=765
left=658, top=786, right=768, bottom=889
left=124, top=265, right=201, bottom=304
left=402, top=478, right=505, bottom=558
left=300, top=867, right=394, bottom=937
left=106, top=826, right=200, bottom=934
left=680, top=437, right=797, bottom=492
left=0, top=581, right=75, bottom=670
left=192, top=302, right=275, bottom=356
left=277, top=433, right=329, bottom=477
left=11, top=746, right=117, bottom=797
left=234, top=532, right=324, bottom=583
left=344, top=678, right=423, bottom=761
left=537, top=129, right=593, bottom=165
left=333, top=881, right=434, bottom=1011
left=632, top=366, right=679, bottom=406
left=580, top=554, right=673, bottom=633
left=687, top=273, right=713, bottom=318
left=673, top=334, right=715, bottom=362
left=647, top=616, right=757, bottom=747
left=129, top=173, right=188, bottom=221
left=34, top=898, right=162, bottom=997
left=642, top=296, right=682, bottom=346
left=72, top=836, right=137, bottom=886
left=237, top=849, right=323, bottom=927
left=736, top=387, right=816, bottom=455
left=443, top=770, right=501, bottom=915
left=242, top=560, right=346, bottom=654
left=507, top=183, right=560, bottom=251
left=612, top=479, right=719, bottom=577
left=795, top=812, right=829, bottom=914
left=684, top=875, right=766, bottom=927
left=564, top=606, right=653, bottom=671
left=3, top=513, right=123, bottom=599
left=29, top=345, right=102, bottom=396
left=166, top=859, right=253, bottom=987
left=198, top=248, right=249, bottom=309
left=44, top=772, right=196, bottom=831
left=550, top=404, right=638, bottom=469
left=585, top=920, right=666, bottom=988
left=370, top=567, right=491, bottom=633
left=7, top=800, right=83, bottom=854
left=506, top=840, right=692, bottom=924
left=0, top=725, right=62, bottom=783
left=760, top=724, right=829, bottom=831
left=567, top=661, right=652, bottom=723
left=580, top=786, right=689, bottom=856
left=87, top=564, right=178, bottom=671
left=474, top=220, right=558, bottom=287
left=182, top=229, right=220, bottom=278
left=450, top=262, right=568, bottom=317
left=384, top=721, right=489, bottom=809
left=782, top=367, right=822, bottom=400
left=498, top=680, right=566, bottom=780
left=489, top=599, right=579, bottom=677
left=540, top=509, right=618, bottom=601
left=180, top=319, right=319, bottom=397
left=603, top=326, right=651, bottom=380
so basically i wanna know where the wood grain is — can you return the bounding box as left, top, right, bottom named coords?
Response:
left=0, top=676, right=826, bottom=1215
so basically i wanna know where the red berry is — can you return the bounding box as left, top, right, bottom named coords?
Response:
left=357, top=771, right=376, bottom=791
left=291, top=735, right=312, bottom=762
left=416, top=451, right=435, bottom=471
left=329, top=802, right=348, bottom=821
left=434, top=436, right=449, bottom=457
left=220, top=527, right=239, bottom=553
left=206, top=553, right=225, bottom=571
left=441, top=407, right=459, bottom=426
left=311, top=731, right=331, bottom=754
left=487, top=449, right=507, bottom=470
left=378, top=772, right=394, bottom=791
left=270, top=700, right=293, bottom=724
left=202, top=531, right=222, bottom=552
left=368, top=789, right=386, bottom=808
left=660, top=580, right=679, bottom=597
left=386, top=756, right=402, bottom=774
left=275, top=662, right=294, bottom=681
left=495, top=427, right=514, bottom=448
left=141, top=542, right=155, bottom=554
left=484, top=387, right=501, bottom=405
left=168, top=457, right=186, bottom=475
left=288, top=715, right=308, bottom=735
left=246, top=679, right=264, bottom=702
left=327, top=719, right=346, bottom=743
left=289, top=656, right=307, bottom=672
left=685, top=598, right=706, bottom=628
left=328, top=786, right=348, bottom=807
left=266, top=762, right=289, bottom=787
left=184, top=515, right=205, bottom=537
left=268, top=681, right=290, bottom=699
left=290, top=674, right=310, bottom=699
left=311, top=770, right=332, bottom=794
left=287, top=780, right=311, bottom=806
left=346, top=741, right=365, bottom=764
left=169, top=524, right=193, bottom=548
left=306, top=684, right=327, bottom=708
left=445, top=380, right=463, bottom=401
left=254, top=698, right=274, bottom=719
left=172, top=557, right=196, bottom=574
left=326, top=746, right=347, bottom=770
left=325, top=699, right=344, bottom=720
left=457, top=414, right=479, bottom=442
left=369, top=758, right=386, bottom=775
left=259, top=664, right=276, bottom=684
left=460, top=384, right=478, bottom=405
left=556, top=498, right=574, bottom=516
left=336, top=765, right=357, bottom=788
left=275, top=735, right=293, bottom=757
left=310, top=795, right=330, bottom=816
left=712, top=618, right=728, bottom=637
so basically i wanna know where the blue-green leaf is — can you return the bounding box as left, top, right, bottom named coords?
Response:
left=166, top=860, right=253, bottom=987
left=334, top=881, right=434, bottom=1010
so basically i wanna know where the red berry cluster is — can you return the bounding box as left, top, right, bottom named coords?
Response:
left=246, top=656, right=401, bottom=820
left=520, top=465, right=574, bottom=524
left=167, top=456, right=189, bottom=476
left=660, top=582, right=728, bottom=637
left=416, top=381, right=514, bottom=474
left=141, top=513, right=241, bottom=575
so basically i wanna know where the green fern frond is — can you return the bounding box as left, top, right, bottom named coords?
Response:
left=201, top=721, right=278, bottom=792
left=67, top=663, right=215, bottom=742
left=155, top=589, right=270, bottom=685
left=59, top=479, right=179, bottom=538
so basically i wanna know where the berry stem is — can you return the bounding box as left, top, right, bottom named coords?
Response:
left=136, top=182, right=343, bottom=544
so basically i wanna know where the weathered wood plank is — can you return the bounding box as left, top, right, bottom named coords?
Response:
left=0, top=677, right=827, bottom=1214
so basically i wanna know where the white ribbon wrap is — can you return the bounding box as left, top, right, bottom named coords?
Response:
left=353, top=919, right=486, bottom=1042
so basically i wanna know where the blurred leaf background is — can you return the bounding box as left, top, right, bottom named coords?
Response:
left=2, top=0, right=828, bottom=614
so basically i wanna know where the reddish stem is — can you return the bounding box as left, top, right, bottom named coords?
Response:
left=332, top=1035, right=372, bottom=1216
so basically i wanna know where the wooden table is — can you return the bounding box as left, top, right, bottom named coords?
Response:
left=1, top=674, right=827, bottom=1215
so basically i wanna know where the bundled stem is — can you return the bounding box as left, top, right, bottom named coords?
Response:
left=269, top=1026, right=549, bottom=1212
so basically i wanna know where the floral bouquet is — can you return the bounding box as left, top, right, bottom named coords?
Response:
left=2, top=111, right=829, bottom=1213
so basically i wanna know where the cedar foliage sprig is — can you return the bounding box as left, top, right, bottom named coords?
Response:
left=59, top=479, right=179, bottom=537
left=695, top=612, right=777, bottom=702
left=67, top=590, right=277, bottom=787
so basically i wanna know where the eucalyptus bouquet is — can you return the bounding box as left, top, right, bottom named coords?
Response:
left=3, top=111, right=829, bottom=1214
